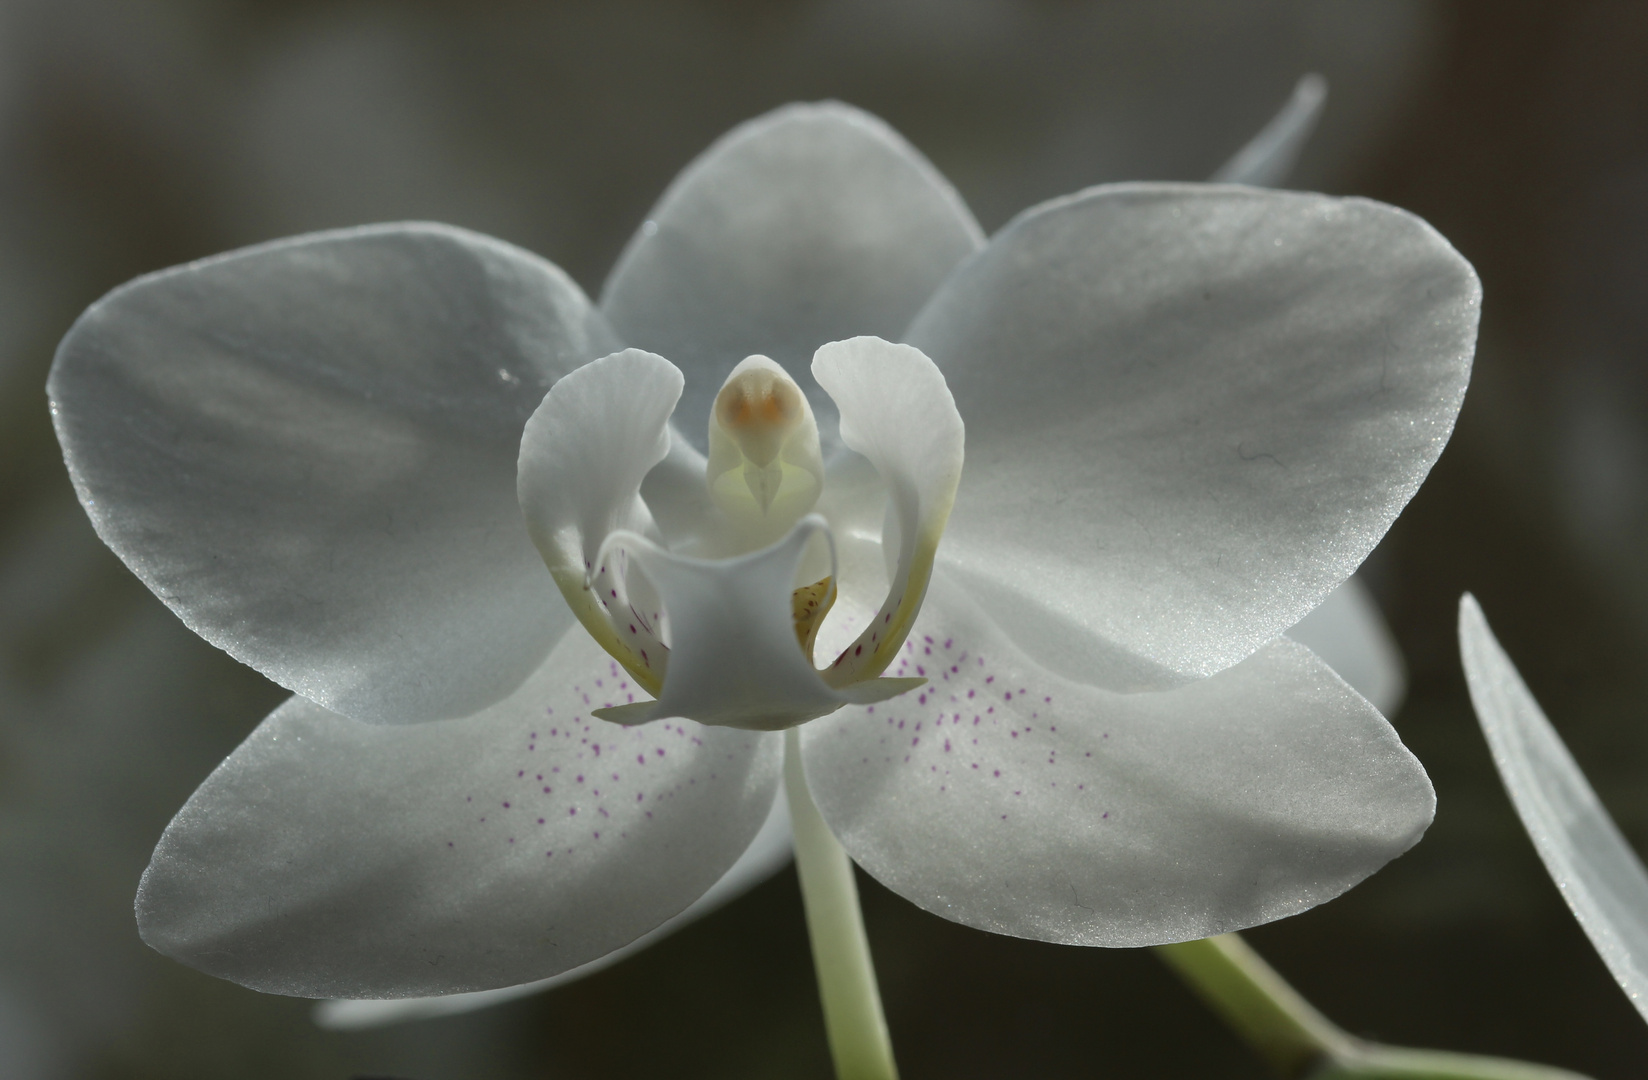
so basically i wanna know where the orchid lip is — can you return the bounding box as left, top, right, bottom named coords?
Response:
left=587, top=516, right=923, bottom=732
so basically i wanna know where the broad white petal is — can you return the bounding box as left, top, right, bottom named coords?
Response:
left=1286, top=576, right=1406, bottom=717
left=49, top=223, right=619, bottom=724
left=907, top=185, right=1479, bottom=691
left=313, top=780, right=794, bottom=1029
left=136, top=628, right=783, bottom=999
left=1459, top=594, right=1648, bottom=1021
left=801, top=574, right=1434, bottom=947
left=600, top=101, right=984, bottom=450
left=517, top=348, right=682, bottom=693
left=1210, top=73, right=1328, bottom=188
left=812, top=337, right=964, bottom=685
left=598, top=520, right=919, bottom=731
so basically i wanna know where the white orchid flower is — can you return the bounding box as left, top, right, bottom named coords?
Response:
left=48, top=100, right=1477, bottom=1004
left=315, top=79, right=1415, bottom=1031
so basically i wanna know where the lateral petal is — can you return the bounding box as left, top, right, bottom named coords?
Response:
left=49, top=223, right=619, bottom=724
left=907, top=184, right=1478, bottom=691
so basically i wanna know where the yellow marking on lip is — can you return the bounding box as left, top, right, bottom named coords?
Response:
left=822, top=522, right=947, bottom=690
left=549, top=566, right=666, bottom=698
left=791, top=575, right=836, bottom=661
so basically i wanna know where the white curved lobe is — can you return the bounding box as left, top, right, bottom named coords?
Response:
left=518, top=349, right=684, bottom=694
left=518, top=349, right=680, bottom=570
left=812, top=337, right=964, bottom=686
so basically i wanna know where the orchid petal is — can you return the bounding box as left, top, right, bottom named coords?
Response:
left=594, top=520, right=920, bottom=731
left=1286, top=576, right=1406, bottom=717
left=1459, top=594, right=1648, bottom=1020
left=136, top=628, right=783, bottom=999
left=907, top=185, right=1479, bottom=691
left=313, top=780, right=795, bottom=1029
left=48, top=223, right=619, bottom=724
left=600, top=101, right=984, bottom=450
left=800, top=574, right=1434, bottom=946
left=517, top=348, right=683, bottom=695
left=1210, top=73, right=1328, bottom=188
left=811, top=337, right=964, bottom=687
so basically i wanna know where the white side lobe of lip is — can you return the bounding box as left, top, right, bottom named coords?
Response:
left=811, top=336, right=964, bottom=688
left=517, top=348, right=684, bottom=694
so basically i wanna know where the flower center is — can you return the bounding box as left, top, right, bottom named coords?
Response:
left=517, top=339, right=963, bottom=731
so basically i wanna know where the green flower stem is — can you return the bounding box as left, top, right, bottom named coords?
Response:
left=1157, top=933, right=1354, bottom=1075
left=1156, top=934, right=1593, bottom=1080
left=784, top=728, right=899, bottom=1080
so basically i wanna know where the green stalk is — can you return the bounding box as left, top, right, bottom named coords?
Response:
left=1156, top=934, right=1593, bottom=1080
left=1157, top=933, right=1355, bottom=1075
left=784, top=728, right=899, bottom=1080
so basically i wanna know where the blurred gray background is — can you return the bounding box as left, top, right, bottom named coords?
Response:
left=3, top=1, right=1648, bottom=1077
